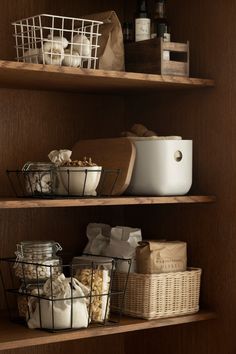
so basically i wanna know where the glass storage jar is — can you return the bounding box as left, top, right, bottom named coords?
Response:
left=72, top=255, right=114, bottom=323
left=17, top=282, right=44, bottom=319
left=14, top=241, right=62, bottom=283
left=22, top=162, right=56, bottom=196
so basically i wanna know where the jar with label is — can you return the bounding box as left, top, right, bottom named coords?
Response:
left=14, top=241, right=62, bottom=283
left=72, top=256, right=114, bottom=323
left=22, top=162, right=57, bottom=196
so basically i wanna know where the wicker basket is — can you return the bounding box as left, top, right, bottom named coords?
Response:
left=112, top=268, right=201, bottom=320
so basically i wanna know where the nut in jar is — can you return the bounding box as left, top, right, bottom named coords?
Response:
left=14, top=241, right=62, bottom=282
left=17, top=283, right=44, bottom=318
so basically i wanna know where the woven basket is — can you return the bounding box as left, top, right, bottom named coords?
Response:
left=112, top=268, right=201, bottom=320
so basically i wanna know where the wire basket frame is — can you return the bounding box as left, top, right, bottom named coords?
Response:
left=6, top=168, right=121, bottom=198
left=12, top=14, right=103, bottom=69
left=0, top=256, right=131, bottom=332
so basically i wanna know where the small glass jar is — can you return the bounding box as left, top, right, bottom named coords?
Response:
left=22, top=162, right=56, bottom=196
left=72, top=256, right=114, bottom=323
left=14, top=241, right=62, bottom=283
left=17, top=282, right=44, bottom=319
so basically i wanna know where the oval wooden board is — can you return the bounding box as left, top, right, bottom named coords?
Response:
left=72, top=138, right=136, bottom=196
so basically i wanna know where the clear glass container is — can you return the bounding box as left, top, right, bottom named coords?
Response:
left=14, top=241, right=62, bottom=283
left=22, top=162, right=56, bottom=196
left=17, top=282, right=44, bottom=319
left=72, top=256, right=114, bottom=323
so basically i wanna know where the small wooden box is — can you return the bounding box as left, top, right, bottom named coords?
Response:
left=125, top=38, right=190, bottom=77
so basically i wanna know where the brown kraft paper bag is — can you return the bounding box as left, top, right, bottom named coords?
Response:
left=85, top=10, right=124, bottom=71
left=136, top=241, right=187, bottom=274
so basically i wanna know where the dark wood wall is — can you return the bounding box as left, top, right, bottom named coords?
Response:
left=0, top=0, right=235, bottom=354
left=124, top=1, right=236, bottom=353
left=0, top=3, right=126, bottom=354
left=0, top=0, right=126, bottom=256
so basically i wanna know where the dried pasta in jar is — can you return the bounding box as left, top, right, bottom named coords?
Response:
left=72, top=256, right=113, bottom=323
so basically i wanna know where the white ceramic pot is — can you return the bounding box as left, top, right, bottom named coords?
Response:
left=59, top=166, right=102, bottom=196
left=127, top=139, right=192, bottom=196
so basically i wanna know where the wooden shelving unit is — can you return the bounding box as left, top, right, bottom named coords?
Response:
left=0, top=60, right=214, bottom=93
left=0, top=3, right=218, bottom=354
left=0, top=311, right=216, bottom=351
left=0, top=195, right=216, bottom=209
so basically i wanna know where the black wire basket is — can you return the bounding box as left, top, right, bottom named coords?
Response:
left=0, top=255, right=131, bottom=332
left=6, top=167, right=121, bottom=198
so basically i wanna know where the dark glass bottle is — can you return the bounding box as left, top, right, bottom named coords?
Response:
left=136, top=0, right=149, bottom=18
left=135, top=0, right=151, bottom=42
left=152, top=0, right=169, bottom=38
left=123, top=22, right=133, bottom=43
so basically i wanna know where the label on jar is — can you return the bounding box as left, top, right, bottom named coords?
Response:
left=135, top=18, right=151, bottom=42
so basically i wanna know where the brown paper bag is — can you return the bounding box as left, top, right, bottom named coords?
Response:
left=136, top=241, right=187, bottom=274
left=85, top=11, right=124, bottom=71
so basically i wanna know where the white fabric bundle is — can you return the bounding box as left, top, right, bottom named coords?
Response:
left=27, top=274, right=89, bottom=330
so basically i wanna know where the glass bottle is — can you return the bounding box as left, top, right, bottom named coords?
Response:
left=123, top=22, right=133, bottom=43
left=152, top=0, right=169, bottom=39
left=135, top=0, right=151, bottom=42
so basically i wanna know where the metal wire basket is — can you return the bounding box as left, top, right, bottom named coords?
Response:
left=12, top=14, right=103, bottom=69
left=0, top=256, right=131, bottom=332
left=6, top=167, right=121, bottom=198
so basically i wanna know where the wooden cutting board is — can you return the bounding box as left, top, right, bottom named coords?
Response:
left=72, top=138, right=136, bottom=196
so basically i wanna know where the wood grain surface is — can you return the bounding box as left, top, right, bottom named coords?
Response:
left=0, top=311, right=216, bottom=351
left=0, top=3, right=126, bottom=354
left=125, top=38, right=189, bottom=76
left=72, top=138, right=136, bottom=195
left=0, top=1, right=229, bottom=354
left=124, top=1, right=236, bottom=354
left=0, top=60, right=214, bottom=94
left=0, top=196, right=216, bottom=209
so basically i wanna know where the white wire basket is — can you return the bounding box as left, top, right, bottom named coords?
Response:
left=12, top=14, right=103, bottom=69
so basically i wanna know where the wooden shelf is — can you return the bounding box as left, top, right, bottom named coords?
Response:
left=0, top=311, right=216, bottom=351
left=0, top=196, right=216, bottom=209
left=0, top=61, right=214, bottom=93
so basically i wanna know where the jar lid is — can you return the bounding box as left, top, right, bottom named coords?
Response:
left=72, top=255, right=114, bottom=270
left=22, top=162, right=56, bottom=171
left=16, top=241, right=62, bottom=255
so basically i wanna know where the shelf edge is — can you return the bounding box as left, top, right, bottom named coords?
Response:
left=0, top=196, right=216, bottom=209
left=0, top=311, right=216, bottom=351
left=0, top=60, right=214, bottom=93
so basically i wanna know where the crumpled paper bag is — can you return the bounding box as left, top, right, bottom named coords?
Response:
left=83, top=224, right=142, bottom=272
left=103, top=226, right=142, bottom=272
left=84, top=223, right=111, bottom=255
left=136, top=241, right=187, bottom=274
left=85, top=10, right=124, bottom=71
